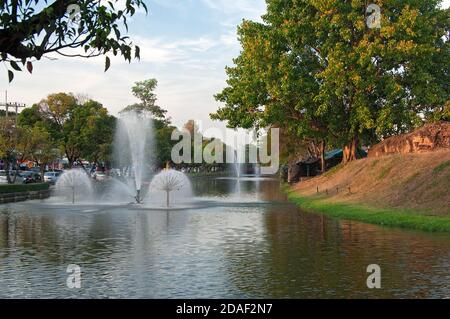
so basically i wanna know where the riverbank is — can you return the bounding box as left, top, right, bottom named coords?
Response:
left=287, top=150, right=450, bottom=232
left=0, top=183, right=50, bottom=204
left=286, top=191, right=450, bottom=232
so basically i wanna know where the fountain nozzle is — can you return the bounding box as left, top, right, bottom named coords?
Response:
left=135, top=190, right=142, bottom=204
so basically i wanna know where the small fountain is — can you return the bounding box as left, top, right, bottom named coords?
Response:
left=149, top=169, right=192, bottom=207
left=55, top=169, right=93, bottom=204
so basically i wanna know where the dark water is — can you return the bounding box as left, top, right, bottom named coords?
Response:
left=0, top=177, right=449, bottom=298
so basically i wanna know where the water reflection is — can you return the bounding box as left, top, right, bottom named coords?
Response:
left=0, top=177, right=449, bottom=298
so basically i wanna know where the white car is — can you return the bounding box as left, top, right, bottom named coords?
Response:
left=44, top=172, right=61, bottom=184
left=94, top=172, right=109, bottom=181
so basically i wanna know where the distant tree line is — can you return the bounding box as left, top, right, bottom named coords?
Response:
left=0, top=79, right=178, bottom=183
left=0, top=78, right=234, bottom=184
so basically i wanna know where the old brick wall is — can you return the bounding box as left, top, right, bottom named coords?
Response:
left=368, top=121, right=450, bottom=158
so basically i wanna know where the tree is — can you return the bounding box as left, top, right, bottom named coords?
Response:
left=18, top=93, right=116, bottom=168
left=36, top=93, right=79, bottom=167
left=212, top=19, right=329, bottom=170
left=0, top=117, right=29, bottom=183
left=121, top=79, right=168, bottom=121
left=212, top=0, right=449, bottom=165
left=1, top=0, right=147, bottom=82
left=76, top=100, right=116, bottom=165
left=120, top=78, right=175, bottom=168
left=28, top=126, right=60, bottom=181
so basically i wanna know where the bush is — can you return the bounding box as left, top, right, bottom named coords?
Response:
left=0, top=183, right=50, bottom=194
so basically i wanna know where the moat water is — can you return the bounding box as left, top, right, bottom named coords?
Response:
left=0, top=177, right=449, bottom=298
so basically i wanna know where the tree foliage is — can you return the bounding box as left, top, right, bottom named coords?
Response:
left=212, top=0, right=449, bottom=164
left=17, top=93, right=116, bottom=168
left=121, top=79, right=168, bottom=121
left=1, top=0, right=147, bottom=81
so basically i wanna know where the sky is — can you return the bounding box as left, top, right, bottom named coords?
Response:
left=1, top=0, right=267, bottom=131
left=1, top=0, right=449, bottom=132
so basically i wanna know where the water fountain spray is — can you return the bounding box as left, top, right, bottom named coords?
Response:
left=115, top=110, right=153, bottom=204
left=150, top=169, right=187, bottom=207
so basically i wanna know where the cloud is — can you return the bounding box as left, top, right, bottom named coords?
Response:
left=200, top=0, right=265, bottom=19
left=1, top=0, right=267, bottom=131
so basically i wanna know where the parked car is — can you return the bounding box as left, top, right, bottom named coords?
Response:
left=20, top=171, right=41, bottom=184
left=93, top=172, right=109, bottom=181
left=44, top=172, right=61, bottom=184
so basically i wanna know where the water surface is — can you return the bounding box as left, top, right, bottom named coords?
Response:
left=0, top=177, right=449, bottom=298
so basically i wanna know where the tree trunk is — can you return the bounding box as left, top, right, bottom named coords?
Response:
left=5, top=160, right=12, bottom=184
left=320, top=139, right=326, bottom=173
left=342, top=136, right=358, bottom=165
left=5, top=158, right=18, bottom=184
left=40, top=164, right=46, bottom=183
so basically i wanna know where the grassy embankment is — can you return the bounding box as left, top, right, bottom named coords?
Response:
left=288, top=151, right=450, bottom=232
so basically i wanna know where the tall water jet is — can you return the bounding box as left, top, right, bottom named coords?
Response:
left=234, top=150, right=241, bottom=179
left=55, top=169, right=93, bottom=204
left=149, top=170, right=192, bottom=207
left=115, top=111, right=154, bottom=203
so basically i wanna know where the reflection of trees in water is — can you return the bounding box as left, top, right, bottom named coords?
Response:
left=195, top=178, right=287, bottom=201
left=220, top=202, right=450, bottom=298
left=0, top=210, right=125, bottom=266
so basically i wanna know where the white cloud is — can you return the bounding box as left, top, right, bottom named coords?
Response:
left=200, top=0, right=265, bottom=20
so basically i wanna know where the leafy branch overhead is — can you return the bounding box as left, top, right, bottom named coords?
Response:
left=0, top=0, right=148, bottom=81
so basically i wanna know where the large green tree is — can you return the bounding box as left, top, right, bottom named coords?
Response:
left=212, top=0, right=449, bottom=164
left=18, top=93, right=116, bottom=168
left=1, top=0, right=147, bottom=82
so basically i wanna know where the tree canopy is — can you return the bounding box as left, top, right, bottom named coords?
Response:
left=211, top=0, right=449, bottom=164
left=17, top=93, right=115, bottom=168
left=121, top=79, right=168, bottom=121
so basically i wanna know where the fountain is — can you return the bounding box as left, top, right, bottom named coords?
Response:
left=234, top=150, right=241, bottom=179
left=149, top=169, right=193, bottom=208
left=55, top=169, right=93, bottom=204
left=115, top=110, right=153, bottom=204
left=49, top=109, right=195, bottom=209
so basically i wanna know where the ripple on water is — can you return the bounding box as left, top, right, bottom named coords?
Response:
left=1, top=178, right=450, bottom=298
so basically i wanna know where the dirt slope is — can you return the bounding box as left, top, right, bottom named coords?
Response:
left=292, top=150, right=450, bottom=216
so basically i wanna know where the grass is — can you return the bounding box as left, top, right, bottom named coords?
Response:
left=433, top=160, right=450, bottom=174
left=286, top=191, right=450, bottom=233
left=0, top=183, right=50, bottom=194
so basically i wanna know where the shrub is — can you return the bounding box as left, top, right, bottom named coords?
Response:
left=0, top=183, right=50, bottom=194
